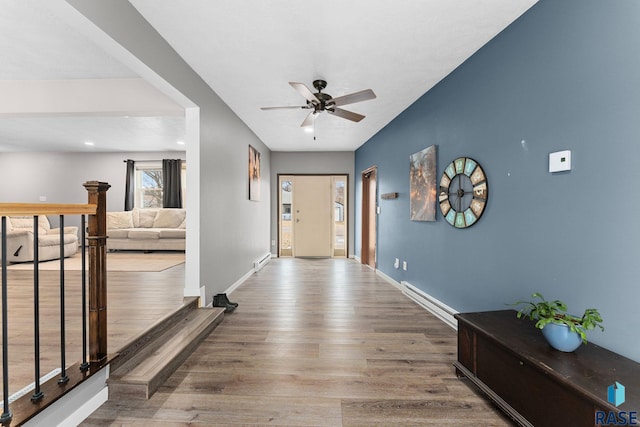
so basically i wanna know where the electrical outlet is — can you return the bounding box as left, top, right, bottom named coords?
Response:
left=271, top=240, right=276, bottom=246
left=394, top=258, right=399, bottom=269
left=39, top=196, right=47, bottom=202
left=402, top=261, right=407, bottom=271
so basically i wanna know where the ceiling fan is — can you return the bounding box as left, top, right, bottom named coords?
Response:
left=261, top=80, right=376, bottom=128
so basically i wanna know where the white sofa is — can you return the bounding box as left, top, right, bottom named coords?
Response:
left=106, top=208, right=186, bottom=251
left=0, top=216, right=79, bottom=263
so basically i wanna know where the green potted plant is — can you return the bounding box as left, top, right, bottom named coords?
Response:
left=510, top=292, right=604, bottom=352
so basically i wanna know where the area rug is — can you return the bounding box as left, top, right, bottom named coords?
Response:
left=6, top=251, right=185, bottom=272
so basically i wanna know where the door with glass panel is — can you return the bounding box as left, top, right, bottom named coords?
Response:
left=278, top=174, right=348, bottom=258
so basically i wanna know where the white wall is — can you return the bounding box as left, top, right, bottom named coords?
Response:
left=0, top=151, right=184, bottom=211
left=60, top=0, right=271, bottom=304
left=270, top=151, right=355, bottom=257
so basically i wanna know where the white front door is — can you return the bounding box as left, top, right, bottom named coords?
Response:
left=293, top=175, right=332, bottom=257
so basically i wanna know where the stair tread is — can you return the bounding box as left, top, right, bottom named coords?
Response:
left=111, top=307, right=223, bottom=384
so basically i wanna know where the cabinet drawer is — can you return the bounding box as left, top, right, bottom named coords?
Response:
left=476, top=335, right=594, bottom=427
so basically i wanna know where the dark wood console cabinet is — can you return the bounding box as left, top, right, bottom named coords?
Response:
left=455, top=310, right=639, bottom=427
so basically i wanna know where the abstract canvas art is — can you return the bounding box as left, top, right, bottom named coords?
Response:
left=410, top=145, right=437, bottom=221
left=249, top=145, right=261, bottom=201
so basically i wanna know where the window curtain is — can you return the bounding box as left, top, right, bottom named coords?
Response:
left=162, top=159, right=183, bottom=208
left=124, top=159, right=135, bottom=211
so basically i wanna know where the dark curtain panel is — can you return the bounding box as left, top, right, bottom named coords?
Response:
left=124, top=159, right=135, bottom=211
left=162, top=159, right=183, bottom=208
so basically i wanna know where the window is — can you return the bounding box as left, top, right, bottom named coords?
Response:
left=134, top=162, right=187, bottom=208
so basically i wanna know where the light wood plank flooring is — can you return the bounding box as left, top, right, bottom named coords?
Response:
left=85, top=258, right=513, bottom=426
left=1, top=261, right=186, bottom=398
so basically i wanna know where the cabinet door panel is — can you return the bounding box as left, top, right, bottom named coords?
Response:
left=457, top=324, right=475, bottom=373
left=476, top=336, right=594, bottom=427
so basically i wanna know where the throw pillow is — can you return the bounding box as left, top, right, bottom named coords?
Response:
left=153, top=209, right=186, bottom=228
left=107, top=212, right=134, bottom=229
left=138, top=209, right=158, bottom=228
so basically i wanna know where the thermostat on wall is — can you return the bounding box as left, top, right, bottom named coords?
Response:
left=549, top=150, right=571, bottom=173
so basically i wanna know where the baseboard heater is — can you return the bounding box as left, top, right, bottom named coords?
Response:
left=253, top=252, right=271, bottom=272
left=401, top=281, right=458, bottom=330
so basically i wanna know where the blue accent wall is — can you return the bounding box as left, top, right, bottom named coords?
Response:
left=355, top=0, right=640, bottom=362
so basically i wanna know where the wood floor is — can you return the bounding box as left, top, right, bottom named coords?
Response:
left=0, top=260, right=186, bottom=398
left=85, top=258, right=513, bottom=426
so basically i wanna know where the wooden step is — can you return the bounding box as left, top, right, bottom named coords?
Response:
left=108, top=301, right=224, bottom=400
left=110, top=296, right=200, bottom=373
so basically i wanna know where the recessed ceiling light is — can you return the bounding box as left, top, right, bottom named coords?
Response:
left=177, top=140, right=185, bottom=145
left=304, top=127, right=313, bottom=133
left=84, top=141, right=95, bottom=146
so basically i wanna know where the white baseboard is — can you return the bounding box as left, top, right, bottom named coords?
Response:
left=223, top=268, right=254, bottom=298
left=375, top=269, right=403, bottom=291
left=206, top=262, right=265, bottom=308
left=354, top=255, right=361, bottom=263
left=59, top=386, right=109, bottom=427
left=374, top=269, right=458, bottom=330
left=24, top=365, right=109, bottom=427
left=402, top=281, right=458, bottom=330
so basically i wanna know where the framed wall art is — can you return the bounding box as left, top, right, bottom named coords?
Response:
left=410, top=145, right=437, bottom=221
left=249, top=145, right=261, bottom=201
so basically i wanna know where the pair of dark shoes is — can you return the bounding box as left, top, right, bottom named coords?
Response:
left=213, top=293, right=238, bottom=313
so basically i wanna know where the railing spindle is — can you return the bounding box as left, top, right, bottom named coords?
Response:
left=58, top=215, right=69, bottom=385
left=31, top=216, right=43, bottom=402
left=80, top=214, right=89, bottom=372
left=0, top=201, right=98, bottom=423
left=1, top=217, right=13, bottom=423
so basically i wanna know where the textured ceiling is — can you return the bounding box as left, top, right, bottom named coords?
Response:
left=0, top=0, right=537, bottom=153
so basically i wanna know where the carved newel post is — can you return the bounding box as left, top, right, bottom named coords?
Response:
left=83, top=181, right=110, bottom=364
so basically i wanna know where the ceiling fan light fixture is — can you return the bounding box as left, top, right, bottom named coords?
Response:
left=261, top=80, right=376, bottom=126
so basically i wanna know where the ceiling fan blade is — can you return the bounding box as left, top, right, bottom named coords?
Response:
left=300, top=111, right=316, bottom=128
left=261, top=106, right=308, bottom=110
left=328, top=89, right=376, bottom=107
left=327, top=107, right=365, bottom=122
left=290, top=82, right=320, bottom=104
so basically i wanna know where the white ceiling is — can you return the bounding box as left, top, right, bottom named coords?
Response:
left=0, top=0, right=537, bottom=153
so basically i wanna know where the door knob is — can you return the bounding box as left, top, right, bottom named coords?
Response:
left=296, top=219, right=300, bottom=223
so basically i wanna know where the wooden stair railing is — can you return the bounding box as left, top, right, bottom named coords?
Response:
left=0, top=180, right=110, bottom=426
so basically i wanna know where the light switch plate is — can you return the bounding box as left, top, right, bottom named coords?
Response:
left=549, top=150, right=571, bottom=173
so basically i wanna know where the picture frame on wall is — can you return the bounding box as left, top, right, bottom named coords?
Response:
left=249, top=145, right=261, bottom=201
left=410, top=145, right=437, bottom=221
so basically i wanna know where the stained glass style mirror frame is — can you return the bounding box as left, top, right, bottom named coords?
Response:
left=438, top=157, right=488, bottom=228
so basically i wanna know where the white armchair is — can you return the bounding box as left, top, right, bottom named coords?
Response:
left=0, top=216, right=78, bottom=264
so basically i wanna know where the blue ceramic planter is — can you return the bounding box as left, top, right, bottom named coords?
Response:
left=542, top=322, right=582, bottom=352
left=542, top=323, right=582, bottom=353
